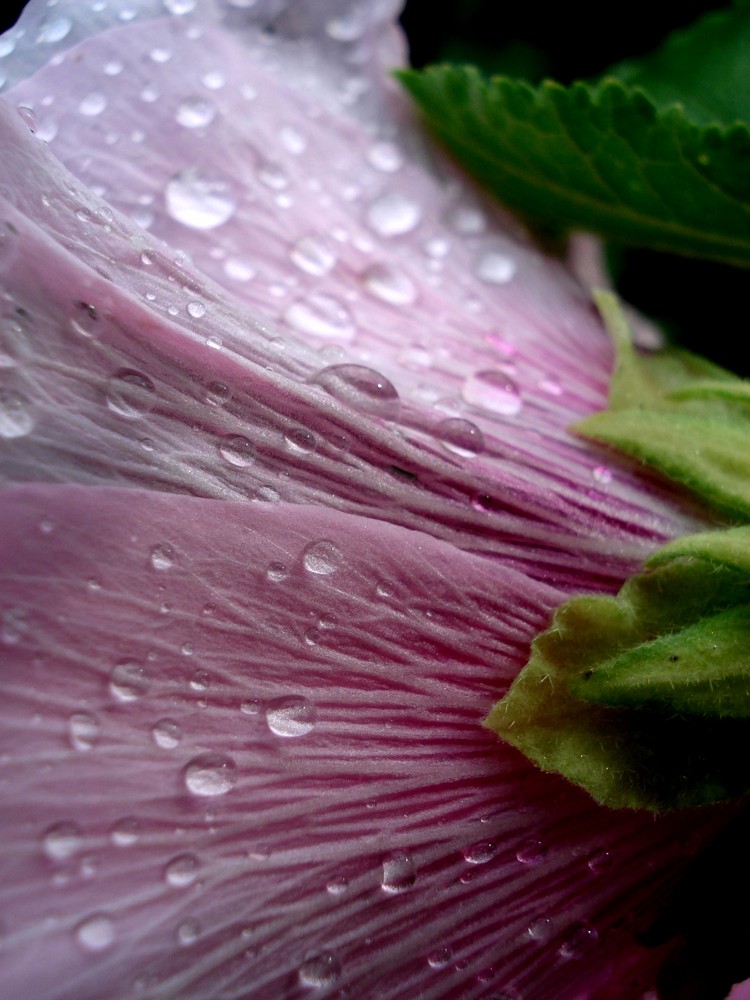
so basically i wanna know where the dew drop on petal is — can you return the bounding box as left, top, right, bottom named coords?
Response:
left=164, top=0, right=197, bottom=12
left=381, top=851, right=416, bottom=893
left=165, top=170, right=235, bottom=229
left=367, top=141, right=403, bottom=173
left=289, top=236, right=336, bottom=276
left=475, top=251, right=516, bottom=284
left=592, top=465, right=613, bottom=485
left=311, top=364, right=400, bottom=420
left=285, top=428, right=317, bottom=453
left=516, top=839, right=547, bottom=865
left=176, top=96, right=216, bottom=128
left=266, top=562, right=288, bottom=583
left=204, top=381, right=231, bottom=407
left=427, top=947, right=452, bottom=969
left=43, top=822, right=82, bottom=861
left=16, top=105, right=37, bottom=133
left=75, top=913, right=114, bottom=953
left=79, top=93, right=107, bottom=117
left=587, top=849, right=612, bottom=874
left=463, top=840, right=497, bottom=865
left=187, top=300, right=205, bottom=319
left=298, top=951, right=342, bottom=988
left=37, top=14, right=73, bottom=43
left=105, top=370, right=155, bottom=419
left=110, top=817, right=139, bottom=847
left=362, top=263, right=417, bottom=305
left=326, top=875, right=348, bottom=896
left=152, top=718, right=182, bottom=749
left=303, top=540, right=342, bottom=576
left=436, top=417, right=484, bottom=457
left=176, top=918, right=201, bottom=946
left=68, top=712, right=99, bottom=751
left=0, top=387, right=34, bottom=438
left=366, top=192, right=420, bottom=236
left=527, top=916, right=554, bottom=942
left=284, top=295, right=354, bottom=341
left=164, top=853, right=200, bottom=887
left=110, top=660, right=149, bottom=702
left=184, top=753, right=238, bottom=797
left=265, top=696, right=316, bottom=737
left=149, top=543, right=175, bottom=571
left=218, top=435, right=254, bottom=467
left=558, top=922, right=599, bottom=960
left=462, top=370, right=522, bottom=416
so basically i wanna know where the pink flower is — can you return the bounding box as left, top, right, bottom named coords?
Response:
left=0, top=2, right=745, bottom=998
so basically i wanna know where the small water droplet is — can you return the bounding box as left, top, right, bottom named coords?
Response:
left=289, top=236, right=336, bottom=276
left=265, top=696, right=316, bottom=738
left=79, top=92, right=107, bottom=117
left=176, top=96, right=216, bottom=128
left=326, top=875, right=349, bottom=896
left=284, top=295, right=355, bottom=342
left=427, top=946, right=452, bottom=969
left=240, top=699, right=261, bottom=716
left=375, top=580, right=394, bottom=599
left=0, top=387, right=34, bottom=438
left=279, top=125, right=306, bottom=155
left=204, top=381, right=231, bottom=406
left=366, top=192, right=421, bottom=236
left=43, top=822, right=82, bottom=861
left=190, top=669, right=209, bottom=691
left=367, top=141, right=403, bottom=173
left=462, top=370, right=522, bottom=416
left=299, top=951, right=342, bottom=988
left=224, top=256, right=256, bottom=282
left=16, top=105, right=38, bottom=133
left=266, top=562, right=289, bottom=583
left=558, top=922, right=599, bottom=960
left=436, top=417, right=485, bottom=457
left=587, top=849, right=612, bottom=874
left=165, top=853, right=200, bottom=887
left=110, top=817, right=139, bottom=847
left=206, top=335, right=223, bottom=350
left=592, top=465, right=613, bottom=485
left=516, top=839, right=547, bottom=865
left=68, top=712, right=99, bottom=751
left=37, top=13, right=73, bottom=43
left=165, top=170, right=235, bottom=229
left=105, top=370, right=155, bottom=419
left=152, top=718, right=182, bottom=749
left=218, top=435, right=254, bottom=467
left=184, top=753, right=238, bottom=796
left=149, top=543, right=175, bottom=571
left=187, top=300, right=206, bottom=319
left=362, top=263, right=417, bottom=305
left=176, top=918, right=201, bottom=945
left=311, top=364, right=400, bottom=420
left=303, top=540, right=342, bottom=576
left=463, top=840, right=497, bottom=865
left=526, top=916, right=554, bottom=942
left=381, top=851, right=416, bottom=893
left=446, top=202, right=486, bottom=235
left=164, top=0, right=197, bottom=12
left=110, top=660, right=150, bottom=702
left=476, top=251, right=516, bottom=284
left=75, top=913, right=114, bottom=952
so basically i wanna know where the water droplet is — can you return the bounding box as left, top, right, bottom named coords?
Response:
left=176, top=96, right=215, bottom=128
left=75, top=913, right=114, bottom=952
left=0, top=387, right=34, bottom=438
left=79, top=93, right=107, bottom=117
left=476, top=251, right=516, bottom=284
left=587, top=849, right=612, bottom=874
left=165, top=853, right=200, bottom=887
left=16, top=105, right=38, bottom=133
left=266, top=562, right=288, bottom=583
left=326, top=875, right=349, bottom=896
left=37, top=14, right=73, bottom=43
left=289, top=236, right=336, bottom=276
left=187, top=300, right=206, bottom=319
left=446, top=202, right=486, bottom=235
left=558, top=922, right=599, bottom=960
left=218, top=435, right=254, bottom=467
left=427, top=946, right=452, bottom=969
left=206, top=335, right=223, bottom=350
left=375, top=580, right=394, bottom=599
left=176, top=918, right=201, bottom=945
left=285, top=428, right=317, bottom=454
left=150, top=543, right=175, bottom=571
left=436, top=417, right=485, bottom=457
left=526, top=916, right=554, bottom=942
left=105, top=370, right=155, bottom=419
left=165, top=170, right=235, bottom=229
left=311, top=364, right=400, bottom=420
left=381, top=851, right=416, bottom=893
left=462, top=370, right=522, bottom=416
left=184, top=753, right=238, bottom=796
left=68, top=712, right=100, bottom=751
left=164, top=0, right=197, bottom=12
left=362, top=263, right=417, bottom=305
left=516, top=839, right=547, bottom=865
left=303, top=540, right=342, bottom=576
left=463, top=840, right=497, bottom=865
left=257, top=160, right=288, bottom=190
left=204, top=381, right=231, bottom=407
left=592, top=465, right=613, bottom=485
left=265, top=696, right=316, bottom=738
left=152, top=718, right=182, bottom=749
left=299, top=951, right=342, bottom=988
left=284, top=295, right=355, bottom=341
left=190, top=669, right=209, bottom=691
left=224, top=256, right=256, bottom=282
left=43, top=822, right=82, bottom=861
left=110, top=660, right=150, bottom=703
left=279, top=125, right=306, bottom=155
left=111, top=817, right=139, bottom=847
left=367, top=141, right=403, bottom=173
left=366, top=192, right=421, bottom=236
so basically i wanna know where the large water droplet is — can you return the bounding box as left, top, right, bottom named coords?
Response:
left=476, top=251, right=516, bottom=284
left=298, top=951, right=342, bottom=988
left=105, top=370, right=155, bottom=419
left=75, top=913, right=114, bottom=953
left=149, top=543, right=175, bottom=571
left=43, top=822, right=82, bottom=861
left=218, top=435, right=254, bottom=467
left=289, top=236, right=336, bottom=277
left=165, top=170, right=235, bottom=229
left=527, top=916, right=554, bottom=942
left=427, top=946, right=452, bottom=969
left=164, top=853, right=200, bottom=887
left=184, top=753, right=238, bottom=797
left=381, top=851, right=416, bottom=893
left=37, top=14, right=73, bottom=43
left=0, top=387, right=34, bottom=438
left=265, top=696, right=316, bottom=737
left=366, top=192, right=421, bottom=236
left=462, top=370, right=522, bottom=416
left=362, top=263, right=417, bottom=305
left=463, top=840, right=497, bottom=865
left=436, top=417, right=485, bottom=457
left=68, top=712, right=100, bottom=751
left=111, top=817, right=139, bottom=847
left=110, top=660, right=150, bottom=702
left=152, top=718, right=182, bottom=749
left=516, top=839, right=547, bottom=865
left=303, top=540, right=342, bottom=576
left=284, top=295, right=354, bottom=341
left=176, top=96, right=216, bottom=128
left=311, top=364, right=400, bottom=420
left=558, top=922, right=599, bottom=960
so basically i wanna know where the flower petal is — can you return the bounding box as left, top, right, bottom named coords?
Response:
left=0, top=484, right=726, bottom=999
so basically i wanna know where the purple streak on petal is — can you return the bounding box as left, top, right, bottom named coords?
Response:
left=0, top=484, right=728, bottom=999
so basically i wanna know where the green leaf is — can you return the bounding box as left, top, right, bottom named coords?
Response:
left=574, top=292, right=750, bottom=519
left=485, top=530, right=750, bottom=810
left=397, top=65, right=750, bottom=266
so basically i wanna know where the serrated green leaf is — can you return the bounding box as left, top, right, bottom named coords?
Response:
left=398, top=66, right=750, bottom=265
left=485, top=538, right=750, bottom=809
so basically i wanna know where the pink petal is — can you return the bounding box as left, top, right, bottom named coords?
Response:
left=0, top=484, right=728, bottom=999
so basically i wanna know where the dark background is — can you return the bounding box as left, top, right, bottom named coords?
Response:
left=1, top=0, right=742, bottom=373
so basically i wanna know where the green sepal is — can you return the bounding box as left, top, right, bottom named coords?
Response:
left=485, top=528, right=750, bottom=810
